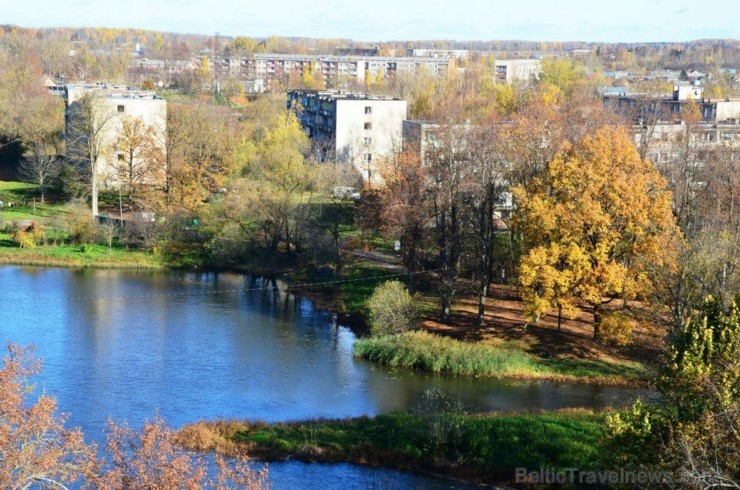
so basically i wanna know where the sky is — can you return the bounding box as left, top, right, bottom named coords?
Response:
left=0, top=0, right=738, bottom=43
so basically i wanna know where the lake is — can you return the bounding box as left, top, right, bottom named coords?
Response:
left=1, top=266, right=645, bottom=488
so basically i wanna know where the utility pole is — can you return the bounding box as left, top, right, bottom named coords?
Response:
left=214, top=32, right=221, bottom=94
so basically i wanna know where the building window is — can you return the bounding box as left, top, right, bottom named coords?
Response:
left=364, top=137, right=372, bottom=145
left=117, top=105, right=125, bottom=113
left=364, top=122, right=372, bottom=130
left=363, top=153, right=372, bottom=162
left=364, top=106, right=372, bottom=114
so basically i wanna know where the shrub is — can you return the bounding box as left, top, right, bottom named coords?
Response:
left=63, top=200, right=97, bottom=244
left=12, top=222, right=45, bottom=248
left=367, top=280, right=418, bottom=336
left=599, top=312, right=635, bottom=346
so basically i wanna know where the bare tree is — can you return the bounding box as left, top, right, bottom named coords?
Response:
left=426, top=123, right=472, bottom=323
left=464, top=124, right=509, bottom=325
left=19, top=141, right=61, bottom=203
left=65, top=92, right=117, bottom=217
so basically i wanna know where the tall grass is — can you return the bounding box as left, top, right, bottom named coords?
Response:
left=355, top=330, right=539, bottom=376
left=354, top=330, right=645, bottom=384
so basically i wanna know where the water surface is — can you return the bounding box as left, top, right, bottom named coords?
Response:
left=1, top=267, right=644, bottom=488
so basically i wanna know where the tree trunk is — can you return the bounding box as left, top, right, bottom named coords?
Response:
left=557, top=304, right=562, bottom=332
left=477, top=281, right=488, bottom=326
left=91, top=173, right=99, bottom=217
left=593, top=303, right=603, bottom=341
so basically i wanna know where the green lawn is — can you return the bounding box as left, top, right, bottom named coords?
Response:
left=0, top=180, right=161, bottom=269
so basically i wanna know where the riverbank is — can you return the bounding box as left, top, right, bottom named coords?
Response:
left=354, top=330, right=647, bottom=385
left=0, top=242, right=163, bottom=269
left=178, top=410, right=607, bottom=486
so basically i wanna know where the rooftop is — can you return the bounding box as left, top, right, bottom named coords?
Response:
left=290, top=89, right=404, bottom=102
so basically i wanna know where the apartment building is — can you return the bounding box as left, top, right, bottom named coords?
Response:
left=494, top=59, right=542, bottom=84
left=243, top=54, right=456, bottom=88
left=407, top=48, right=469, bottom=60
left=603, top=83, right=740, bottom=125
left=64, top=84, right=167, bottom=190
left=288, top=90, right=407, bottom=184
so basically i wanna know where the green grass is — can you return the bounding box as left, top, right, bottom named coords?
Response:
left=180, top=410, right=607, bottom=485
left=0, top=181, right=162, bottom=269
left=0, top=180, right=38, bottom=193
left=354, top=331, right=646, bottom=384
left=0, top=241, right=162, bottom=268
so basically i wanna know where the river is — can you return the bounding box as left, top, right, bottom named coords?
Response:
left=1, top=266, right=644, bottom=488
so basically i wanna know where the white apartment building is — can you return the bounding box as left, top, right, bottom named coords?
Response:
left=288, top=90, right=407, bottom=184
left=249, top=54, right=456, bottom=88
left=64, top=84, right=167, bottom=190
left=494, top=59, right=542, bottom=84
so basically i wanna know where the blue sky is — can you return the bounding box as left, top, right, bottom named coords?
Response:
left=1, top=0, right=738, bottom=42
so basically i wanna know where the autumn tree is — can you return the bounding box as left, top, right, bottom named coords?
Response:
left=0, top=49, right=64, bottom=150
left=112, top=116, right=162, bottom=209
left=0, top=344, right=94, bottom=489
left=91, top=416, right=269, bottom=489
left=426, top=123, right=473, bottom=323
left=379, top=150, right=429, bottom=293
left=463, top=125, right=510, bottom=325
left=213, top=112, right=314, bottom=257
left=165, top=101, right=239, bottom=210
left=0, top=344, right=270, bottom=489
left=514, top=126, right=680, bottom=340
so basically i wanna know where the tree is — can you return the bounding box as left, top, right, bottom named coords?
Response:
left=18, top=141, right=61, bottom=203
left=367, top=281, right=418, bottom=336
left=379, top=150, right=429, bottom=293
left=0, top=344, right=94, bottom=489
left=165, top=101, right=239, bottom=210
left=213, top=112, right=313, bottom=256
left=463, top=125, right=510, bottom=325
left=92, top=416, right=269, bottom=489
left=514, top=126, right=680, bottom=340
left=112, top=116, right=162, bottom=209
left=426, top=123, right=473, bottom=323
left=0, top=344, right=270, bottom=489
left=606, top=297, right=740, bottom=488
left=65, top=92, right=118, bottom=217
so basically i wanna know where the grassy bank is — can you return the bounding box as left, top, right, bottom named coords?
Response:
left=0, top=241, right=163, bottom=269
left=1, top=181, right=163, bottom=269
left=178, top=410, right=607, bottom=486
left=354, top=331, right=647, bottom=385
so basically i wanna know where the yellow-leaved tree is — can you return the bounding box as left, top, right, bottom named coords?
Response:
left=513, top=126, right=680, bottom=340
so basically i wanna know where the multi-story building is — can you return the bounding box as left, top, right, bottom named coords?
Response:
left=407, top=48, right=469, bottom=60
left=288, top=90, right=407, bottom=184
left=402, top=120, right=513, bottom=218
left=494, top=59, right=542, bottom=84
left=603, top=83, right=740, bottom=126
left=64, top=84, right=167, bottom=190
left=246, top=54, right=456, bottom=89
